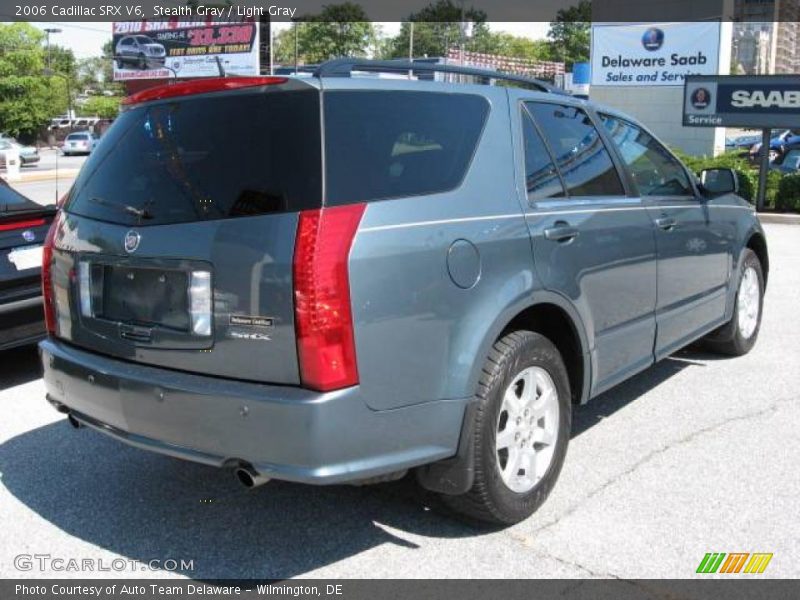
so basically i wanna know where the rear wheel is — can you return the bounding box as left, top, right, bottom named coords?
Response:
left=442, top=331, right=571, bottom=525
left=704, top=248, right=764, bottom=356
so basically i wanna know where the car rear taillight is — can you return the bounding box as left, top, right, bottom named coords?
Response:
left=0, top=217, right=46, bottom=232
left=293, top=204, right=365, bottom=392
left=42, top=212, right=61, bottom=335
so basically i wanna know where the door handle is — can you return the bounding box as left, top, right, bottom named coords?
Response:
left=655, top=216, right=677, bottom=231
left=544, top=223, right=580, bottom=242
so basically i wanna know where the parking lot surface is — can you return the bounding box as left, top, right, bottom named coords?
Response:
left=0, top=223, right=797, bottom=580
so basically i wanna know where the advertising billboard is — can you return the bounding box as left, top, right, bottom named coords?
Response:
left=112, top=20, right=259, bottom=81
left=684, top=75, right=800, bottom=128
left=591, top=22, right=721, bottom=87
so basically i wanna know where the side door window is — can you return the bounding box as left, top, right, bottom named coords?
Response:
left=525, top=102, right=625, bottom=197
left=521, top=108, right=565, bottom=203
left=599, top=114, right=694, bottom=197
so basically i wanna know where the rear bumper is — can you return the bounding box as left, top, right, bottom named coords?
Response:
left=39, top=338, right=466, bottom=484
left=0, top=294, right=45, bottom=351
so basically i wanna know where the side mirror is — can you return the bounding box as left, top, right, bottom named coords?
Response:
left=699, top=168, right=738, bottom=196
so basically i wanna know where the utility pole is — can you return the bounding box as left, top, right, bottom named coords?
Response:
left=294, top=22, right=299, bottom=74
left=408, top=22, right=414, bottom=79
left=43, top=27, right=62, bottom=70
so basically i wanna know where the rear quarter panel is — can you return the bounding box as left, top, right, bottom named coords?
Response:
left=344, top=82, right=534, bottom=410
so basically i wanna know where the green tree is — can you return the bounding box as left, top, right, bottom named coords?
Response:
left=385, top=0, right=489, bottom=59
left=547, top=0, right=591, bottom=68
left=77, top=56, right=106, bottom=90
left=294, top=3, right=376, bottom=63
left=79, top=96, right=120, bottom=119
left=0, top=23, right=68, bottom=139
left=272, top=26, right=299, bottom=66
left=471, top=31, right=554, bottom=61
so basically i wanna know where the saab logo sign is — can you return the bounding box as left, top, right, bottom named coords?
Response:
left=685, top=75, right=800, bottom=128
left=591, top=22, right=720, bottom=87
left=731, top=89, right=800, bottom=109
left=690, top=87, right=712, bottom=110
left=641, top=27, right=664, bottom=51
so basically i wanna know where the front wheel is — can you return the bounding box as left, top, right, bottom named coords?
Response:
left=442, top=331, right=571, bottom=525
left=704, top=248, right=764, bottom=356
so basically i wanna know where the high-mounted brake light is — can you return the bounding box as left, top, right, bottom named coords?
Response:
left=0, top=218, right=46, bottom=232
left=122, top=76, right=289, bottom=106
left=293, top=204, right=365, bottom=392
left=42, top=212, right=62, bottom=336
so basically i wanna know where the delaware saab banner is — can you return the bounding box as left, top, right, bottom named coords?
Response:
left=591, top=22, right=721, bottom=87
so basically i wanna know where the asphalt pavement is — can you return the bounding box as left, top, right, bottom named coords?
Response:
left=27, top=149, right=88, bottom=173
left=0, top=223, right=797, bottom=580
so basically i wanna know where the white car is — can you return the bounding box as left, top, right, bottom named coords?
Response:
left=62, top=132, right=98, bottom=156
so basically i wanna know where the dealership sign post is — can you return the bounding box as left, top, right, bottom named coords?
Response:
left=684, top=75, right=800, bottom=210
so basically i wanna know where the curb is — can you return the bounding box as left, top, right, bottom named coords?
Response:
left=1, top=169, right=80, bottom=184
left=757, top=213, right=800, bottom=225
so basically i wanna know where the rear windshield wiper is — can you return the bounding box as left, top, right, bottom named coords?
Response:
left=89, top=197, right=153, bottom=221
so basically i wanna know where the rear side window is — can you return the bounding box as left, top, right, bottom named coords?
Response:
left=521, top=109, right=564, bottom=202
left=600, top=114, right=693, bottom=197
left=526, top=102, right=624, bottom=197
left=324, top=91, right=489, bottom=205
left=66, top=90, right=322, bottom=226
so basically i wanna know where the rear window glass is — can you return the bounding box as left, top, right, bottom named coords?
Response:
left=67, top=134, right=89, bottom=141
left=324, top=91, right=489, bottom=205
left=0, top=183, right=35, bottom=209
left=66, top=90, right=321, bottom=226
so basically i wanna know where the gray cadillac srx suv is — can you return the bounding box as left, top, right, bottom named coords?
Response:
left=40, top=59, right=768, bottom=524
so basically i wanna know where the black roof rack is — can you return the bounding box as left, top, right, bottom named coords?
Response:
left=312, top=58, right=564, bottom=94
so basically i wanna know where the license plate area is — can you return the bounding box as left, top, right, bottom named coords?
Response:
left=99, top=265, right=190, bottom=331
left=8, top=244, right=43, bottom=271
left=75, top=254, right=213, bottom=350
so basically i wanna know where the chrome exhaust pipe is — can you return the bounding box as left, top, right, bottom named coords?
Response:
left=234, top=466, right=270, bottom=488
left=67, top=414, right=82, bottom=429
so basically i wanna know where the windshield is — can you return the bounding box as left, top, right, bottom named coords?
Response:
left=66, top=89, right=322, bottom=226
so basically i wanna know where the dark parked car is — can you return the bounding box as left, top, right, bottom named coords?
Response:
left=1, top=181, right=57, bottom=351
left=771, top=144, right=800, bottom=174
left=748, top=129, right=800, bottom=163
left=40, top=60, right=768, bottom=524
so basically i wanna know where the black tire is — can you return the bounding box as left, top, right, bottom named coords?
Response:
left=442, top=330, right=571, bottom=525
left=115, top=58, right=123, bottom=69
left=138, top=55, right=147, bottom=70
left=704, top=248, right=764, bottom=356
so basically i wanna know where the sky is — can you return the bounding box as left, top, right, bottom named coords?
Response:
left=29, top=21, right=551, bottom=59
